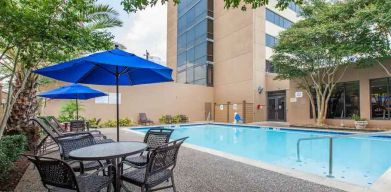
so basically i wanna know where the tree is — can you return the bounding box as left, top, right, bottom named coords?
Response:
left=120, top=0, right=302, bottom=12
left=0, top=0, right=121, bottom=138
left=272, top=0, right=382, bottom=125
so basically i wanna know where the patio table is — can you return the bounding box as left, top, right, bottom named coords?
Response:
left=69, top=141, right=147, bottom=192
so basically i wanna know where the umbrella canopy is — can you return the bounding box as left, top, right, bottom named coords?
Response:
left=38, top=83, right=107, bottom=100
left=38, top=83, right=107, bottom=119
left=34, top=48, right=173, bottom=141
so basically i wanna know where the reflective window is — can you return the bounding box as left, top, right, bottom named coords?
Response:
left=327, top=81, right=360, bottom=119
left=288, top=2, right=302, bottom=15
left=371, top=78, right=391, bottom=120
left=266, top=8, right=293, bottom=29
left=266, top=34, right=278, bottom=48
left=266, top=60, right=275, bottom=73
left=177, top=0, right=213, bottom=86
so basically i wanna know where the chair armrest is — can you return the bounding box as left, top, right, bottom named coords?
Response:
left=57, top=132, right=94, bottom=140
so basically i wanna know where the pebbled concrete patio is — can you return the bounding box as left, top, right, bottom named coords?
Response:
left=16, top=128, right=344, bottom=192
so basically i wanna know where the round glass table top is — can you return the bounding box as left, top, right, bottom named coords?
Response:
left=69, top=141, right=147, bottom=160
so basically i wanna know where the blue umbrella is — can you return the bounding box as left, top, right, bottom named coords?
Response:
left=38, top=83, right=107, bottom=119
left=34, top=47, right=173, bottom=141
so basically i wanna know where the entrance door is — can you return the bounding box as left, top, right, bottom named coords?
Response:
left=267, top=91, right=286, bottom=121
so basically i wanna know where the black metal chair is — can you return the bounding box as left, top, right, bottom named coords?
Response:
left=70, top=120, right=86, bottom=132
left=138, top=113, right=154, bottom=125
left=123, top=128, right=174, bottom=168
left=120, top=137, right=188, bottom=192
left=25, top=155, right=113, bottom=192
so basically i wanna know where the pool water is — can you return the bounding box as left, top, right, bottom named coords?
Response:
left=132, top=124, right=391, bottom=186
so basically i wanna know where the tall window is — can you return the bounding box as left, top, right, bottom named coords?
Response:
left=266, top=8, right=293, bottom=29
left=288, top=2, right=302, bottom=15
left=327, top=81, right=360, bottom=118
left=266, top=60, right=275, bottom=73
left=370, top=78, right=391, bottom=120
left=177, top=0, right=213, bottom=86
left=310, top=81, right=360, bottom=119
left=266, top=34, right=278, bottom=48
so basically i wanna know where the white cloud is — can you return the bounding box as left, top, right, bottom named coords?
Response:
left=106, top=1, right=167, bottom=65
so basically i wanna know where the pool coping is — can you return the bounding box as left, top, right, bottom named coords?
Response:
left=122, top=122, right=391, bottom=191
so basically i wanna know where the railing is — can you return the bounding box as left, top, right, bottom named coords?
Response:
left=296, top=130, right=391, bottom=178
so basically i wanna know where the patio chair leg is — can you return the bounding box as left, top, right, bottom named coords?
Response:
left=171, top=175, right=177, bottom=192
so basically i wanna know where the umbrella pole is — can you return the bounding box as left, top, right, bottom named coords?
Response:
left=76, top=98, right=79, bottom=120
left=116, top=67, right=120, bottom=142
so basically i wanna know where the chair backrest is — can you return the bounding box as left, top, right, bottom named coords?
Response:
left=139, top=113, right=147, bottom=122
left=32, top=117, right=61, bottom=141
left=144, top=128, right=174, bottom=149
left=57, top=133, right=95, bottom=160
left=48, top=116, right=66, bottom=132
left=25, top=155, right=79, bottom=191
left=41, top=116, right=64, bottom=135
left=70, top=120, right=85, bottom=132
left=145, top=137, right=188, bottom=179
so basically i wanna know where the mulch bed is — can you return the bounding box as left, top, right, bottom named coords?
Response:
left=290, top=124, right=388, bottom=132
left=0, top=151, right=33, bottom=191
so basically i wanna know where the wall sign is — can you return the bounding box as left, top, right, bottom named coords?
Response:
left=233, top=104, right=238, bottom=110
left=219, top=105, right=224, bottom=110
left=295, top=91, right=303, bottom=98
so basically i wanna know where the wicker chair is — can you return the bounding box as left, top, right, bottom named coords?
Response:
left=25, top=155, right=113, bottom=192
left=121, top=137, right=188, bottom=192
left=123, top=128, right=174, bottom=168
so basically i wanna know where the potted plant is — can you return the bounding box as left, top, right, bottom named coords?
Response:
left=352, top=114, right=368, bottom=129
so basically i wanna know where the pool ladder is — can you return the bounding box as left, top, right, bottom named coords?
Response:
left=296, top=130, right=391, bottom=178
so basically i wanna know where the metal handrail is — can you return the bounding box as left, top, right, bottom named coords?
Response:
left=296, top=130, right=391, bottom=178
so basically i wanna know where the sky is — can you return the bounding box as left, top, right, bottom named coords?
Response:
left=104, top=0, right=167, bottom=65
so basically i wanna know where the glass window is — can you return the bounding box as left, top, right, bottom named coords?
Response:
left=187, top=67, right=194, bottom=83
left=371, top=78, right=391, bottom=120
left=266, top=60, right=275, bottom=73
left=266, top=34, right=278, bottom=48
left=288, top=2, right=302, bottom=15
left=177, top=0, right=213, bottom=87
left=265, top=8, right=293, bottom=29
left=177, top=71, right=186, bottom=83
left=194, top=64, right=206, bottom=80
left=327, top=81, right=360, bottom=119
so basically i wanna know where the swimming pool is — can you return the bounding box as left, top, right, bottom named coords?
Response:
left=131, top=124, right=391, bottom=186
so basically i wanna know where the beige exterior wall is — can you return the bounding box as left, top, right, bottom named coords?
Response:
left=167, top=1, right=178, bottom=81
left=288, top=64, right=391, bottom=129
left=41, top=82, right=214, bottom=123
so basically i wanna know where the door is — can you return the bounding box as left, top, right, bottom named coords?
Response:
left=267, top=91, right=286, bottom=121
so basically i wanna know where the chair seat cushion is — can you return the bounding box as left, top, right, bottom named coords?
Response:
left=121, top=168, right=172, bottom=188
left=77, top=174, right=111, bottom=192
left=124, top=154, right=148, bottom=166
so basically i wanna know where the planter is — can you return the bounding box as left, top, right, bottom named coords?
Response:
left=354, top=121, right=368, bottom=129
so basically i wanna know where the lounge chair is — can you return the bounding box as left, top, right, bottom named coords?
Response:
left=139, top=113, right=154, bottom=125
left=25, top=155, right=113, bottom=192
left=120, top=137, right=188, bottom=192
left=41, top=116, right=106, bottom=140
left=122, top=128, right=174, bottom=168
left=33, top=117, right=112, bottom=155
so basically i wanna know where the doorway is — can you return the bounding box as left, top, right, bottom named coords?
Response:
left=267, top=90, right=286, bottom=121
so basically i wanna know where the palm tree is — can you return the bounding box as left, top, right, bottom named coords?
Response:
left=5, top=2, right=122, bottom=144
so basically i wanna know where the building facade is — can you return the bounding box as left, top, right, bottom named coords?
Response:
left=167, top=0, right=301, bottom=123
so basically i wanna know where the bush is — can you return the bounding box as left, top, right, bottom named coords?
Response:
left=159, top=114, right=188, bottom=124
left=159, top=115, right=173, bottom=124
left=352, top=114, right=366, bottom=121
left=58, top=100, right=84, bottom=122
left=0, top=135, right=27, bottom=162
left=101, top=118, right=135, bottom=127
left=0, top=134, right=27, bottom=180
left=87, top=118, right=100, bottom=127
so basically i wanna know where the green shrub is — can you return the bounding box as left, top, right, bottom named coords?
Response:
left=0, top=135, right=27, bottom=162
left=352, top=114, right=366, bottom=121
left=159, top=114, right=188, bottom=124
left=0, top=134, right=27, bottom=180
left=101, top=118, right=135, bottom=127
left=87, top=118, right=100, bottom=127
left=0, top=151, right=11, bottom=180
left=159, top=115, right=173, bottom=124
left=58, top=100, right=84, bottom=122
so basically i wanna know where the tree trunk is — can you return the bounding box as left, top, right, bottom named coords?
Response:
left=6, top=72, right=40, bottom=150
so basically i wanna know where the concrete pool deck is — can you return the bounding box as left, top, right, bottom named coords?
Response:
left=16, top=128, right=351, bottom=192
